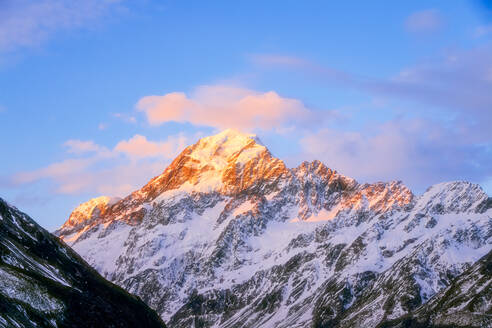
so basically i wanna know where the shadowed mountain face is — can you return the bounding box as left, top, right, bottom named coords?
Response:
left=0, top=198, right=166, bottom=328
left=378, top=249, right=492, bottom=328
left=56, top=129, right=492, bottom=328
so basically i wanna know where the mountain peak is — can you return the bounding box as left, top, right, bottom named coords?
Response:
left=415, top=180, right=491, bottom=214
left=205, top=128, right=264, bottom=146
left=140, top=129, right=285, bottom=197
left=57, top=130, right=289, bottom=232
left=186, top=129, right=266, bottom=170
left=59, top=196, right=121, bottom=232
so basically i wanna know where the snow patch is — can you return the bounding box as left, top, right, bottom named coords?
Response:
left=233, top=201, right=255, bottom=216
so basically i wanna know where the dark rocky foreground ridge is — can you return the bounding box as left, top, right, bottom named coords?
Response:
left=0, top=198, right=166, bottom=328
left=55, top=130, right=492, bottom=328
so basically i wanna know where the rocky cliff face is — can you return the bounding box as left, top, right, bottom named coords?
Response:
left=0, top=198, right=166, bottom=328
left=380, top=249, right=491, bottom=328
left=55, top=129, right=492, bottom=328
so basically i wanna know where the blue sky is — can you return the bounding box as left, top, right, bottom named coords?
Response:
left=1, top=0, right=491, bottom=229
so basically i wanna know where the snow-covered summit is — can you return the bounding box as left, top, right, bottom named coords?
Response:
left=191, top=129, right=266, bottom=164
left=181, top=129, right=267, bottom=174
left=414, top=181, right=490, bottom=214
left=150, top=128, right=279, bottom=193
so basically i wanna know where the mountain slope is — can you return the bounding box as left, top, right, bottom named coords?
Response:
left=379, top=249, right=491, bottom=328
left=56, top=129, right=492, bottom=328
left=0, top=198, right=166, bottom=328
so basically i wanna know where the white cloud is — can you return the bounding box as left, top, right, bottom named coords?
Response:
left=366, top=46, right=492, bottom=142
left=250, top=53, right=351, bottom=82
left=0, top=0, right=122, bottom=53
left=136, top=85, right=313, bottom=131
left=405, top=9, right=443, bottom=33
left=113, top=112, right=137, bottom=124
left=474, top=25, right=492, bottom=38
left=64, top=139, right=105, bottom=154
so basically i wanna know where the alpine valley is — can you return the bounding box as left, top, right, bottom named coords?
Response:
left=54, top=129, right=492, bottom=328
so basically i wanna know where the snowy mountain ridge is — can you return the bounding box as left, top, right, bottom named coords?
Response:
left=55, top=129, right=492, bottom=328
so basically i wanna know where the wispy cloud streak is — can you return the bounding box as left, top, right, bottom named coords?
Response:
left=404, top=9, right=443, bottom=34
left=11, top=133, right=193, bottom=196
left=0, top=0, right=122, bottom=53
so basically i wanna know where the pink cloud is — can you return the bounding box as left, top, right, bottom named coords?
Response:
left=11, top=133, right=192, bottom=196
left=13, top=158, right=96, bottom=185
left=249, top=54, right=310, bottom=68
left=52, top=161, right=165, bottom=196
left=298, top=117, right=491, bottom=189
left=114, top=134, right=189, bottom=159
left=136, top=85, right=313, bottom=131
left=64, top=139, right=104, bottom=154
left=299, top=125, right=412, bottom=182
